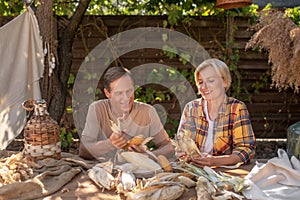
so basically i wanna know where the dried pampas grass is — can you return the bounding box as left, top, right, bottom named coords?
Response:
left=246, top=9, right=300, bottom=92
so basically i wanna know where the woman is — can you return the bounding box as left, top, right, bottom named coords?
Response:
left=177, top=58, right=256, bottom=167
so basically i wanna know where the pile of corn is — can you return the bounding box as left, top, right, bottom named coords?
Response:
left=0, top=152, right=39, bottom=186
left=178, top=161, right=247, bottom=200
left=88, top=151, right=248, bottom=200
left=87, top=153, right=191, bottom=199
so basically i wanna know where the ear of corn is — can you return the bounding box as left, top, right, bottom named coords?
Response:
left=88, top=166, right=115, bottom=190
left=156, top=184, right=186, bottom=200
left=157, top=155, right=172, bottom=172
left=126, top=183, right=185, bottom=200
left=124, top=135, right=145, bottom=149
left=121, top=152, right=161, bottom=172
left=176, top=130, right=201, bottom=157
left=140, top=136, right=153, bottom=146
left=196, top=176, right=215, bottom=200
left=95, top=160, right=113, bottom=174
left=124, top=135, right=154, bottom=151
left=120, top=171, right=136, bottom=191
left=177, top=175, right=196, bottom=188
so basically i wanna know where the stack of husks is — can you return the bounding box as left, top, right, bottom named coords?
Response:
left=87, top=130, right=248, bottom=200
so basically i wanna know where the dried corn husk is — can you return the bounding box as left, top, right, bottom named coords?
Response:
left=156, top=184, right=186, bottom=200
left=120, top=171, right=136, bottom=191
left=157, top=155, right=172, bottom=172
left=178, top=161, right=247, bottom=199
left=110, top=119, right=121, bottom=133
left=145, top=173, right=181, bottom=187
left=126, top=182, right=185, bottom=200
left=94, top=160, right=114, bottom=174
left=177, top=175, right=196, bottom=188
left=0, top=152, right=38, bottom=186
left=87, top=165, right=115, bottom=190
left=196, top=176, right=216, bottom=200
left=175, top=130, right=201, bottom=157
left=121, top=152, right=161, bottom=172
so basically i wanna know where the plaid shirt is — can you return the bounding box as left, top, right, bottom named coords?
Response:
left=178, top=96, right=256, bottom=164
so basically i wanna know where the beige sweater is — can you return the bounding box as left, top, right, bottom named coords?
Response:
left=79, top=99, right=172, bottom=160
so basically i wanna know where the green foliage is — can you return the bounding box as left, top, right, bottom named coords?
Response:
left=162, top=45, right=178, bottom=58
left=134, top=65, right=194, bottom=138
left=54, top=0, right=77, bottom=18
left=167, top=4, right=182, bottom=26
left=135, top=86, right=171, bottom=103
left=67, top=72, right=75, bottom=85
left=286, top=7, right=300, bottom=26
left=166, top=117, right=180, bottom=139
left=60, top=127, right=75, bottom=150
left=0, top=0, right=24, bottom=16
left=252, top=69, right=271, bottom=94
left=181, top=68, right=195, bottom=83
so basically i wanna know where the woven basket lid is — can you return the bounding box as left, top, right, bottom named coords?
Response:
left=216, top=0, right=253, bottom=9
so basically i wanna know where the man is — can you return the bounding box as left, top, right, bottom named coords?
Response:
left=79, top=67, right=174, bottom=161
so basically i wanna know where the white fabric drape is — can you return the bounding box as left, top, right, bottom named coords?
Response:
left=0, top=7, right=44, bottom=149
left=243, top=149, right=300, bottom=200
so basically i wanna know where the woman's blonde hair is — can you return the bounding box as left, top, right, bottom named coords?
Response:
left=195, top=58, right=232, bottom=91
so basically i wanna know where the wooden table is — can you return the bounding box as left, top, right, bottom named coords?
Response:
left=41, top=159, right=267, bottom=200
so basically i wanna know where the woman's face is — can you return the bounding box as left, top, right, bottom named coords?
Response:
left=197, top=66, right=227, bottom=101
left=105, top=75, right=134, bottom=116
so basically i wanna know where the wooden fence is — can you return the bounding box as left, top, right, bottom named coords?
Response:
left=2, top=15, right=300, bottom=139
left=67, top=15, right=300, bottom=139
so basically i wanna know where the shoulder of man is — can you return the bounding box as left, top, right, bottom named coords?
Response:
left=90, top=99, right=109, bottom=108
left=133, top=100, right=152, bottom=109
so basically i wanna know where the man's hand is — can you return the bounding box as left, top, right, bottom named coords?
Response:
left=109, top=131, right=127, bottom=149
left=128, top=144, right=159, bottom=160
left=127, top=144, right=145, bottom=153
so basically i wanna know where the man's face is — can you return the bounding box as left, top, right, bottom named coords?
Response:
left=105, top=75, right=134, bottom=115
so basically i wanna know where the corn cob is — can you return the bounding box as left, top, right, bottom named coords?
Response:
left=87, top=166, right=115, bottom=190
left=110, top=118, right=152, bottom=151
left=157, top=155, right=172, bottom=172
left=126, top=182, right=185, bottom=200
left=176, top=130, right=201, bottom=157
left=177, top=175, right=196, bottom=188
left=124, top=135, right=145, bottom=149
left=156, top=184, right=186, bottom=200
left=121, top=152, right=161, bottom=171
left=196, top=176, right=216, bottom=200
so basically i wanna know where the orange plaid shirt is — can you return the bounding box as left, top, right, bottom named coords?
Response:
left=177, top=96, right=256, bottom=164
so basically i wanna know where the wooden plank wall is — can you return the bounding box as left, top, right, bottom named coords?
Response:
left=69, top=15, right=300, bottom=139
left=2, top=15, right=299, bottom=139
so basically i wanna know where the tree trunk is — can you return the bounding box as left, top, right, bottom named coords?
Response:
left=37, top=0, right=91, bottom=123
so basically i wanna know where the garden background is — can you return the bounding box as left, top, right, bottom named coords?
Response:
left=1, top=0, right=299, bottom=158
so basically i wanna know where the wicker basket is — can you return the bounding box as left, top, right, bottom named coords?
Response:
left=216, top=0, right=252, bottom=9
left=23, top=99, right=61, bottom=160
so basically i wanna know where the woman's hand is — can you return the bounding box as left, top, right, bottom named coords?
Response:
left=175, top=147, right=192, bottom=162
left=109, top=131, right=127, bottom=149
left=191, top=154, right=215, bottom=167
